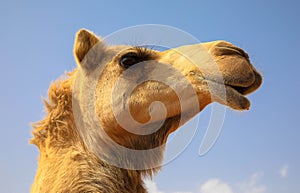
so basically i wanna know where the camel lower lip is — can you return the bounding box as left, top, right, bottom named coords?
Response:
left=191, top=75, right=251, bottom=110
left=202, top=79, right=251, bottom=110
left=224, top=84, right=250, bottom=110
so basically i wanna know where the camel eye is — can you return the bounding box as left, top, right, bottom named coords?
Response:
left=119, top=52, right=140, bottom=69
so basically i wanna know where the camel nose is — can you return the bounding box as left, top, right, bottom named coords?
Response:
left=201, top=40, right=262, bottom=94
left=211, top=41, right=250, bottom=60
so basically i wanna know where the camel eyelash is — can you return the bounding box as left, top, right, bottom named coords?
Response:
left=132, top=46, right=158, bottom=60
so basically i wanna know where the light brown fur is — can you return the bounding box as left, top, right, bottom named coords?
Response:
left=30, top=29, right=262, bottom=193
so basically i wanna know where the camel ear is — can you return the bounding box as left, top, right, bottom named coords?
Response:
left=74, top=29, right=106, bottom=72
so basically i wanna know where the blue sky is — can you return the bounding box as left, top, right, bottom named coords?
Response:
left=0, top=0, right=299, bottom=192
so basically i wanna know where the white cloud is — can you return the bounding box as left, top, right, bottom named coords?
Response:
left=144, top=179, right=192, bottom=193
left=237, top=172, right=266, bottom=193
left=199, top=179, right=233, bottom=193
left=198, top=173, right=267, bottom=193
left=279, top=164, right=289, bottom=178
left=145, top=172, right=266, bottom=193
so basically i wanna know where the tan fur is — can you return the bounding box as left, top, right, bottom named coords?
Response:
left=30, top=29, right=262, bottom=193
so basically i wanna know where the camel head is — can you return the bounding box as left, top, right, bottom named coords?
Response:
left=72, top=29, right=262, bottom=171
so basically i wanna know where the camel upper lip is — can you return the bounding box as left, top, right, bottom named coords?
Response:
left=190, top=68, right=262, bottom=110
left=225, top=70, right=262, bottom=95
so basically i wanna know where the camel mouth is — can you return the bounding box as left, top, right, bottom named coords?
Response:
left=220, top=70, right=262, bottom=110
left=202, top=43, right=263, bottom=110
left=191, top=69, right=262, bottom=110
left=225, top=70, right=262, bottom=96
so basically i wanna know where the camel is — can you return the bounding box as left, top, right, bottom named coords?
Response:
left=30, top=29, right=262, bottom=193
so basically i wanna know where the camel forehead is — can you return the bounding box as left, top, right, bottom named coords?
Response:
left=107, top=45, right=131, bottom=53
left=104, top=45, right=131, bottom=60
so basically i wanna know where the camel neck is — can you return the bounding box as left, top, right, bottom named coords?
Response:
left=31, top=141, right=148, bottom=192
left=30, top=72, right=148, bottom=193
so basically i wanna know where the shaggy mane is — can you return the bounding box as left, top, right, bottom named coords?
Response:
left=30, top=70, right=79, bottom=149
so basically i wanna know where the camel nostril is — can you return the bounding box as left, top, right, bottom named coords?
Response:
left=214, top=45, right=249, bottom=59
